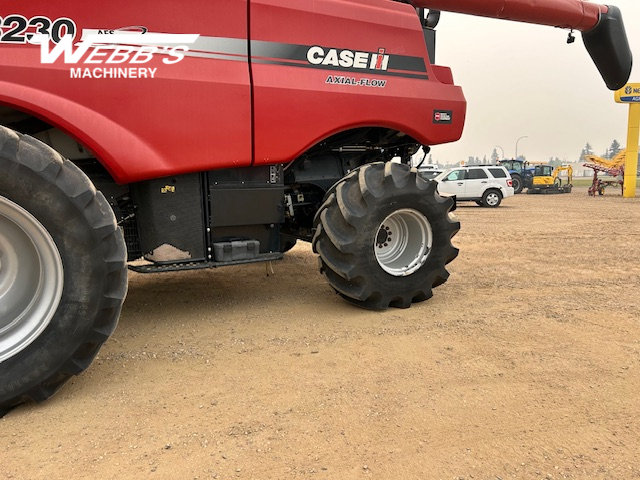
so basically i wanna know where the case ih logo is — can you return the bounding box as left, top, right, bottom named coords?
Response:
left=433, top=110, right=452, bottom=124
left=307, top=46, right=389, bottom=71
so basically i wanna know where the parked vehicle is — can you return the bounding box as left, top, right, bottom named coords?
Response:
left=417, top=166, right=443, bottom=180
left=498, top=159, right=534, bottom=194
left=433, top=165, right=514, bottom=207
left=527, top=165, right=574, bottom=194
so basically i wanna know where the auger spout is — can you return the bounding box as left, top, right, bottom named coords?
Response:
left=408, top=0, right=632, bottom=90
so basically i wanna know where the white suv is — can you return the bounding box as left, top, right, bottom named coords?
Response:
left=433, top=165, right=514, bottom=207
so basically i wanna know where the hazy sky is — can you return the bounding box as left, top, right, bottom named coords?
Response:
left=426, top=0, right=640, bottom=165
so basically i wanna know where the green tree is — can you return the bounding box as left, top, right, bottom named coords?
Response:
left=600, top=140, right=621, bottom=159
left=579, top=142, right=594, bottom=162
left=609, top=139, right=622, bottom=158
left=548, top=156, right=562, bottom=167
left=491, top=148, right=499, bottom=164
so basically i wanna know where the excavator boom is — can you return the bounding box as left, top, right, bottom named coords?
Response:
left=408, top=0, right=632, bottom=90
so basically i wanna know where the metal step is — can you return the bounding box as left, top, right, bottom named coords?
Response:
left=128, top=252, right=283, bottom=273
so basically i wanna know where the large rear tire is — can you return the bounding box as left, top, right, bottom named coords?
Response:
left=312, top=162, right=459, bottom=310
left=511, top=174, right=523, bottom=194
left=0, top=126, right=127, bottom=416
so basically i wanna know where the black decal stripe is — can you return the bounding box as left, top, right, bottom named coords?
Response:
left=251, top=57, right=429, bottom=80
left=183, top=51, right=248, bottom=61
left=387, top=55, right=426, bottom=73
left=191, top=36, right=248, bottom=55
left=250, top=40, right=428, bottom=74
left=251, top=41, right=310, bottom=62
left=178, top=36, right=429, bottom=78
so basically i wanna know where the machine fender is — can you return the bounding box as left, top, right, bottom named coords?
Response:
left=0, top=82, right=165, bottom=184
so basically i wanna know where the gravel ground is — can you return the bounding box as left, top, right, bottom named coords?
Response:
left=2, top=185, right=640, bottom=480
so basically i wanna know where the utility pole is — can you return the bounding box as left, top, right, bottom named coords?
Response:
left=515, top=136, right=528, bottom=160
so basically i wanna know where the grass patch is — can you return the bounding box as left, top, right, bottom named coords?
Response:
left=572, top=178, right=598, bottom=187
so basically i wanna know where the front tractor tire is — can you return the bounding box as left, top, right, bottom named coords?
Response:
left=0, top=126, right=128, bottom=416
left=312, top=162, right=459, bottom=310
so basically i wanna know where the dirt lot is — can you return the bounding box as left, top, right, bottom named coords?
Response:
left=2, top=185, right=640, bottom=479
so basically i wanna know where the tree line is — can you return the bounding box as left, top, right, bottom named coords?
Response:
left=420, top=139, right=638, bottom=170
left=578, top=139, right=622, bottom=163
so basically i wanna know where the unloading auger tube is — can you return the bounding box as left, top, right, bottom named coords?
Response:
left=409, top=0, right=632, bottom=90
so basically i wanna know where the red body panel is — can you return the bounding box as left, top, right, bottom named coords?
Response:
left=0, top=0, right=466, bottom=182
left=250, top=0, right=465, bottom=165
left=0, top=2, right=253, bottom=183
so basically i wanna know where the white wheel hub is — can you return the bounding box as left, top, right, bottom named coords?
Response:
left=374, top=208, right=432, bottom=276
left=0, top=195, right=64, bottom=362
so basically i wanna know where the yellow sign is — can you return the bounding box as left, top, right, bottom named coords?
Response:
left=615, top=83, right=640, bottom=103
left=615, top=81, right=639, bottom=197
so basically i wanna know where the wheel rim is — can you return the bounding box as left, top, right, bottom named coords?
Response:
left=486, top=193, right=500, bottom=206
left=374, top=208, right=432, bottom=276
left=0, top=195, right=63, bottom=362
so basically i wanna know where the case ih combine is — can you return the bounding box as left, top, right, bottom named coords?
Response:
left=0, top=1, right=632, bottom=414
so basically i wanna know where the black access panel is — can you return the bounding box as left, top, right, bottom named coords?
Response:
left=131, top=173, right=207, bottom=263
left=207, top=165, right=285, bottom=254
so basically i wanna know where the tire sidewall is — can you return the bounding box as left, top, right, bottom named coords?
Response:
left=512, top=174, right=523, bottom=194
left=346, top=182, right=455, bottom=294
left=0, top=151, right=115, bottom=401
left=482, top=189, right=502, bottom=207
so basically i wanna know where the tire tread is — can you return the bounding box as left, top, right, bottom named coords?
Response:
left=0, top=126, right=127, bottom=416
left=313, top=162, right=459, bottom=310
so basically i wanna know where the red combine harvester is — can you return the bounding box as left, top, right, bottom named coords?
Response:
left=0, top=1, right=632, bottom=414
